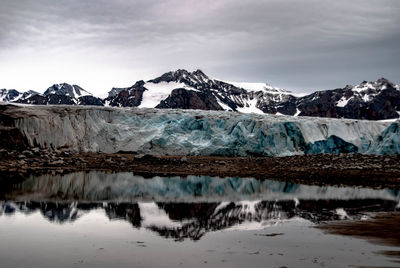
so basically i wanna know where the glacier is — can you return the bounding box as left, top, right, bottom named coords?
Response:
left=1, top=104, right=400, bottom=156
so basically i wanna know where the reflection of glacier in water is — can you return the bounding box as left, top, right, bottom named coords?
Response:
left=4, top=171, right=400, bottom=202
left=1, top=171, right=399, bottom=241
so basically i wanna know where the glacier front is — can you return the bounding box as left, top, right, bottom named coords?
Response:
left=1, top=104, right=399, bottom=156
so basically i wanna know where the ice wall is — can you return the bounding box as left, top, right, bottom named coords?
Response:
left=1, top=104, right=399, bottom=156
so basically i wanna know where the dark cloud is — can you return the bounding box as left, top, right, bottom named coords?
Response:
left=0, top=0, right=399, bottom=94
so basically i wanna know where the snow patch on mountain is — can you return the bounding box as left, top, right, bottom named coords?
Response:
left=336, top=96, right=352, bottom=107
left=229, top=82, right=286, bottom=93
left=139, top=81, right=197, bottom=108
left=227, top=217, right=308, bottom=231
left=236, top=98, right=264, bottom=114
left=139, top=202, right=183, bottom=228
left=229, top=82, right=307, bottom=98
left=352, top=82, right=376, bottom=93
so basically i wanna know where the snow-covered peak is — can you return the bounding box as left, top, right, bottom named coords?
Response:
left=191, top=69, right=210, bottom=82
left=148, top=69, right=296, bottom=96
left=229, top=82, right=292, bottom=94
left=352, top=81, right=377, bottom=93
left=0, top=89, right=40, bottom=103
left=352, top=78, right=398, bottom=93
left=0, top=89, right=20, bottom=102
left=149, top=69, right=213, bottom=86
left=346, top=78, right=399, bottom=103
left=44, top=83, right=92, bottom=99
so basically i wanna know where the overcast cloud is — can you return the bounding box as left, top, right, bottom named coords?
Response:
left=0, top=0, right=399, bottom=95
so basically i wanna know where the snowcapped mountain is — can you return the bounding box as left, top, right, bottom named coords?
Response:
left=296, top=78, right=400, bottom=120
left=44, top=83, right=92, bottom=99
left=36, top=83, right=104, bottom=106
left=104, top=69, right=400, bottom=120
left=1, top=89, right=20, bottom=102
left=105, top=69, right=303, bottom=114
left=3, top=83, right=104, bottom=106
left=0, top=89, right=39, bottom=102
left=1, top=70, right=399, bottom=120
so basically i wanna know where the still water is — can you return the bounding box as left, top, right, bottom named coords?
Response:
left=1, top=172, right=399, bottom=267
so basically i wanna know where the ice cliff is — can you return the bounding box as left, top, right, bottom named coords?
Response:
left=1, top=104, right=399, bottom=156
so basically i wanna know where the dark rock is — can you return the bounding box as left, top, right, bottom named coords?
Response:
left=51, top=160, right=64, bottom=165
left=22, top=150, right=34, bottom=157
left=156, top=88, right=223, bottom=110
left=0, top=127, right=30, bottom=151
left=104, top=80, right=146, bottom=107
left=78, top=95, right=104, bottom=106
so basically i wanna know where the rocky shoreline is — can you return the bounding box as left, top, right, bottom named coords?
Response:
left=317, top=212, right=400, bottom=263
left=1, top=148, right=400, bottom=189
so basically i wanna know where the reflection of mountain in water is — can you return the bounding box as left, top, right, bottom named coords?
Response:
left=1, top=199, right=398, bottom=241
left=1, top=171, right=399, bottom=241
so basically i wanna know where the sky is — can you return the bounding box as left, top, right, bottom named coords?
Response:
left=0, top=0, right=399, bottom=96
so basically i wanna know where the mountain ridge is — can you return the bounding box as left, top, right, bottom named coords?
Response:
left=1, top=69, right=399, bottom=120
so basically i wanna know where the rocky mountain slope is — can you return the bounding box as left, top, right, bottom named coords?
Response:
left=1, top=70, right=399, bottom=120
left=297, top=78, right=400, bottom=120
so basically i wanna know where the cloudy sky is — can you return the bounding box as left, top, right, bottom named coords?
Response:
left=0, top=0, right=399, bottom=96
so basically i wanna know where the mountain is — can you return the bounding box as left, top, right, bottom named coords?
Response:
left=104, top=69, right=400, bottom=120
left=104, top=80, right=148, bottom=107
left=10, top=83, right=104, bottom=106
left=104, top=69, right=305, bottom=114
left=43, top=83, right=91, bottom=98
left=296, top=78, right=400, bottom=120
left=1, top=70, right=400, bottom=120
left=1, top=89, right=39, bottom=102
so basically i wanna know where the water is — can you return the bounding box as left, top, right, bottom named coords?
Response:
left=0, top=171, right=399, bottom=267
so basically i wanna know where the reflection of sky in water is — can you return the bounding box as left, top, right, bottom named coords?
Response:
left=0, top=171, right=399, bottom=241
left=0, top=172, right=399, bottom=267
left=0, top=209, right=396, bottom=268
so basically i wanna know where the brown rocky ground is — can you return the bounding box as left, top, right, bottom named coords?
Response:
left=1, top=148, right=400, bottom=189
left=317, top=212, right=400, bottom=265
left=318, top=212, right=400, bottom=247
